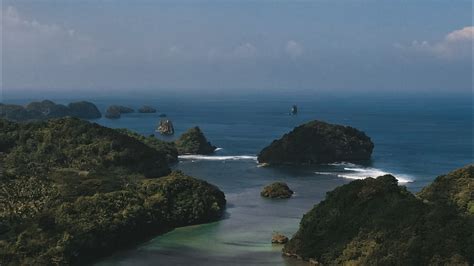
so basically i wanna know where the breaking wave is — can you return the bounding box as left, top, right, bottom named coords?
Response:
left=179, top=155, right=257, bottom=161
left=316, top=163, right=413, bottom=183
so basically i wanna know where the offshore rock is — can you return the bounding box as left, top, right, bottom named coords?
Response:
left=157, top=119, right=175, bottom=135
left=258, top=120, right=374, bottom=165
left=175, top=127, right=216, bottom=155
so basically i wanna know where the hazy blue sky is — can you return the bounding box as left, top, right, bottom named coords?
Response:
left=1, top=0, right=473, bottom=97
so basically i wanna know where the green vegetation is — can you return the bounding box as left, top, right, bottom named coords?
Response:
left=258, top=120, right=374, bottom=165
left=1, top=100, right=101, bottom=121
left=283, top=166, right=474, bottom=265
left=418, top=165, right=474, bottom=215
left=1, top=117, right=170, bottom=178
left=175, top=126, right=216, bottom=155
left=0, top=118, right=226, bottom=265
left=116, top=128, right=178, bottom=163
left=261, top=182, right=294, bottom=199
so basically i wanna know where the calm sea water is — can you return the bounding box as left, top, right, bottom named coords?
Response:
left=5, top=94, right=472, bottom=265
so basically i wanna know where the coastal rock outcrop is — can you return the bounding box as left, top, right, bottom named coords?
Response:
left=1, top=100, right=101, bottom=121
left=258, top=120, right=374, bottom=165
left=283, top=166, right=474, bottom=265
left=138, top=105, right=157, bottom=113
left=261, top=182, right=293, bottom=199
left=105, top=105, right=134, bottom=119
left=0, top=118, right=226, bottom=265
left=175, top=127, right=216, bottom=155
left=157, top=119, right=175, bottom=135
left=272, top=233, right=289, bottom=244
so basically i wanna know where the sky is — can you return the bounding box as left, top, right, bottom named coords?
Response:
left=1, top=0, right=473, bottom=98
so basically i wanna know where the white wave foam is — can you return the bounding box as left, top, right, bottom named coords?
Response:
left=340, top=167, right=413, bottom=183
left=315, top=164, right=413, bottom=183
left=179, top=155, right=257, bottom=161
left=214, top=147, right=224, bottom=152
left=327, top=162, right=357, bottom=167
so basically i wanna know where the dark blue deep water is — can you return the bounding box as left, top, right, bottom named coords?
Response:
left=6, top=94, right=473, bottom=265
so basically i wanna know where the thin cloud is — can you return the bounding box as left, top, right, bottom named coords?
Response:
left=285, top=40, right=304, bottom=58
left=404, top=26, right=473, bottom=60
left=3, top=6, right=96, bottom=65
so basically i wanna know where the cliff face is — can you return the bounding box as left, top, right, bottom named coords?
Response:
left=1, top=100, right=101, bottom=121
left=175, top=127, right=216, bottom=155
left=258, top=120, right=374, bottom=165
left=0, top=118, right=225, bottom=265
left=283, top=166, right=474, bottom=265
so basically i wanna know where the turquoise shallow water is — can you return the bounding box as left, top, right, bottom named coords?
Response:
left=5, top=94, right=472, bottom=265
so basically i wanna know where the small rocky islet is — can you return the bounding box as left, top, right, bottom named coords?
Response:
left=175, top=126, right=217, bottom=155
left=1, top=101, right=472, bottom=265
left=138, top=105, right=157, bottom=113
left=258, top=120, right=374, bottom=165
left=261, top=182, right=293, bottom=199
left=104, top=105, right=134, bottom=119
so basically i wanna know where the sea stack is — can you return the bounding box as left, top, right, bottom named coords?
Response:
left=175, top=126, right=216, bottom=155
left=157, top=119, right=175, bottom=135
left=258, top=120, right=374, bottom=165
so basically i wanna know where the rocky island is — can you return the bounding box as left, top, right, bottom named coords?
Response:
left=283, top=165, right=473, bottom=265
left=175, top=127, right=216, bottom=155
left=258, top=120, right=374, bottom=165
left=157, top=119, right=175, bottom=135
left=138, top=105, right=157, bottom=113
left=105, top=105, right=134, bottom=119
left=261, top=182, right=294, bottom=199
left=0, top=118, right=226, bottom=265
left=0, top=100, right=101, bottom=121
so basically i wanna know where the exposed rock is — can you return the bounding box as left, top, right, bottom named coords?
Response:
left=68, top=101, right=102, bottom=119
left=283, top=166, right=474, bottom=265
left=261, top=182, right=293, bottom=199
left=258, top=120, right=374, bottom=165
left=175, top=126, right=216, bottom=155
left=157, top=119, right=175, bottom=135
left=272, top=233, right=289, bottom=244
left=138, top=105, right=157, bottom=113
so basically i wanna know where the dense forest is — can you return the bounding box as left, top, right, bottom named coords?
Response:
left=283, top=165, right=474, bottom=265
left=0, top=118, right=226, bottom=265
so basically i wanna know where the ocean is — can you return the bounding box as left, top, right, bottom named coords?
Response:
left=5, top=93, right=472, bottom=265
